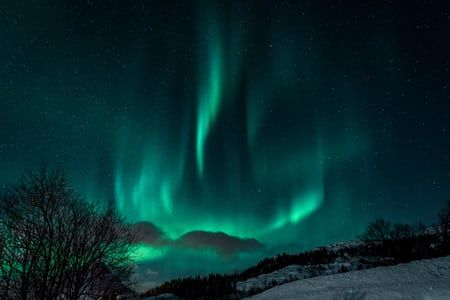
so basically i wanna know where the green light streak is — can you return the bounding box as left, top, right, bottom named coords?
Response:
left=290, top=191, right=323, bottom=223
left=196, top=40, right=223, bottom=176
left=161, top=180, right=173, bottom=214
left=114, top=124, right=186, bottom=228
left=270, top=189, right=324, bottom=231
left=130, top=244, right=167, bottom=263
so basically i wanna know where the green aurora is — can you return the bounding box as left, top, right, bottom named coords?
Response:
left=1, top=0, right=450, bottom=288
left=111, top=1, right=370, bottom=250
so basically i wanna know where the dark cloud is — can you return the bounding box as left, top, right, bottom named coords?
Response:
left=132, top=222, right=263, bottom=256
left=132, top=222, right=168, bottom=247
left=175, top=231, right=264, bottom=256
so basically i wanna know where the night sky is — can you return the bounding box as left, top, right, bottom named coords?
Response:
left=1, top=0, right=450, bottom=289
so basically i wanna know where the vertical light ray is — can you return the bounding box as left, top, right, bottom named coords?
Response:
left=196, top=37, right=223, bottom=176
left=195, top=1, right=224, bottom=177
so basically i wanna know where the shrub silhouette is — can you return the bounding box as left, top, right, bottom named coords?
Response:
left=390, top=223, right=414, bottom=240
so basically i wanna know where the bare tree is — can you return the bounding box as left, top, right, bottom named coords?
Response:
left=0, top=166, right=134, bottom=299
left=358, top=218, right=392, bottom=242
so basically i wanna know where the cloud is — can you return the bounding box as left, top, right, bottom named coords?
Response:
left=175, top=230, right=263, bottom=256
left=131, top=222, right=168, bottom=247
left=131, top=222, right=264, bottom=256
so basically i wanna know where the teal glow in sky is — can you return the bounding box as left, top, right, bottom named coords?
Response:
left=1, top=0, right=450, bottom=288
left=196, top=31, right=223, bottom=176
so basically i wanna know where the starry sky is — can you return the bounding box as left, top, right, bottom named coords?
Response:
left=1, top=0, right=450, bottom=289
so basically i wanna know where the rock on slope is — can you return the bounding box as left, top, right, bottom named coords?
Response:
left=247, top=256, right=450, bottom=300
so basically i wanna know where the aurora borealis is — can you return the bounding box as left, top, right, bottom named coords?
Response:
left=1, top=0, right=450, bottom=289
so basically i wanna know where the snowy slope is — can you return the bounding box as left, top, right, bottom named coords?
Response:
left=237, top=241, right=385, bottom=294
left=237, top=259, right=360, bottom=294
left=247, top=256, right=450, bottom=300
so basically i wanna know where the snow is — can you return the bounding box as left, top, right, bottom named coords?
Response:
left=247, top=256, right=450, bottom=300
left=117, top=293, right=180, bottom=300
left=236, top=240, right=379, bottom=294
left=237, top=259, right=360, bottom=294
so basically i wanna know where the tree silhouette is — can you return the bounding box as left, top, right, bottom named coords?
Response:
left=358, top=218, right=392, bottom=241
left=439, top=201, right=450, bottom=248
left=0, top=166, right=134, bottom=299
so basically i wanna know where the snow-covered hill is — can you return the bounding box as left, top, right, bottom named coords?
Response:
left=237, top=259, right=360, bottom=294
left=237, top=241, right=376, bottom=294
left=247, top=256, right=450, bottom=299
